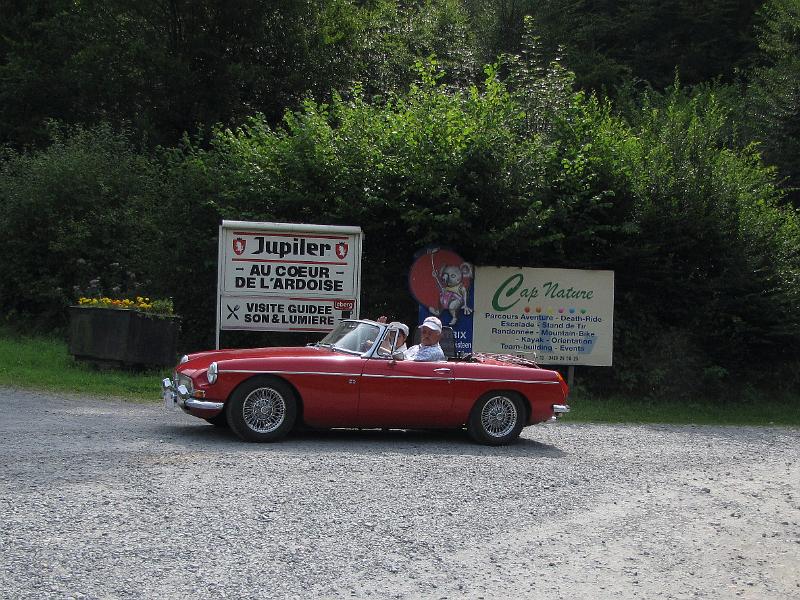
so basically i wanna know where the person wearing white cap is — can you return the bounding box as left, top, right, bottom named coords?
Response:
left=388, top=321, right=409, bottom=352
left=376, top=316, right=409, bottom=353
left=403, top=316, right=446, bottom=362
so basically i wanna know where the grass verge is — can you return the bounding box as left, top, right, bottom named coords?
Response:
left=1, top=331, right=798, bottom=425
left=562, top=392, right=800, bottom=426
left=0, top=330, right=169, bottom=401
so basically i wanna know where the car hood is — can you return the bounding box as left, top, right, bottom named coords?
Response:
left=180, top=345, right=335, bottom=370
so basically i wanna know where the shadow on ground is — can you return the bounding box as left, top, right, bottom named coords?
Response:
left=154, top=421, right=566, bottom=459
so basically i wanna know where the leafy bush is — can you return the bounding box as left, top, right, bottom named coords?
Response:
left=0, top=122, right=160, bottom=330
left=609, top=83, right=800, bottom=393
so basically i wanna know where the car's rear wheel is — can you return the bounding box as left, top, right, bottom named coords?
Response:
left=467, top=392, right=526, bottom=446
left=228, top=377, right=297, bottom=442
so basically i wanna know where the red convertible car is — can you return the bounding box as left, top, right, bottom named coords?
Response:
left=162, top=320, right=570, bottom=445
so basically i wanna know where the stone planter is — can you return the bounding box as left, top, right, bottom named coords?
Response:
left=68, top=306, right=180, bottom=368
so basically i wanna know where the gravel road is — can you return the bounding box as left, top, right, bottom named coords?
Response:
left=1, top=387, right=798, bottom=599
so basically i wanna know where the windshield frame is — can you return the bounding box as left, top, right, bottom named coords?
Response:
left=316, top=320, right=385, bottom=356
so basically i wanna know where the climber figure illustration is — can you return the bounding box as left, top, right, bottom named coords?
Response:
left=429, top=261, right=473, bottom=326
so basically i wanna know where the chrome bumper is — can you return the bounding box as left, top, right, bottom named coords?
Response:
left=162, top=378, right=224, bottom=412
left=546, top=404, right=571, bottom=423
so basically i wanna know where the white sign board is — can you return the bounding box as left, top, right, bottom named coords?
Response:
left=217, top=221, right=362, bottom=343
left=473, top=267, right=614, bottom=366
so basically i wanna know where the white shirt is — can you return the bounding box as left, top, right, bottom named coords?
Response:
left=404, top=343, right=446, bottom=362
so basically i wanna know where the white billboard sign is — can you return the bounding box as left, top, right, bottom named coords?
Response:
left=217, top=221, right=362, bottom=342
left=473, top=267, right=614, bottom=366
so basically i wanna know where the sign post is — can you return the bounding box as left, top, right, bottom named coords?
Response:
left=216, top=221, right=363, bottom=348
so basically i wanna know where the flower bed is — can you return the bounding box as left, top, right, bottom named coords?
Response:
left=77, top=296, right=174, bottom=314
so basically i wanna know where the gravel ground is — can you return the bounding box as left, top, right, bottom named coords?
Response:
left=1, top=387, right=798, bottom=600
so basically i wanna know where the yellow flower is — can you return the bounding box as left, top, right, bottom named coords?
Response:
left=76, top=294, right=172, bottom=315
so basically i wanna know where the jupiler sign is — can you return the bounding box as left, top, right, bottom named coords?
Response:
left=216, top=221, right=363, bottom=345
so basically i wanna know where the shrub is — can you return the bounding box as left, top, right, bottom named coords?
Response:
left=0, top=122, right=160, bottom=330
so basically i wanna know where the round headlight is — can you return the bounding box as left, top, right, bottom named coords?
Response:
left=207, top=361, right=218, bottom=384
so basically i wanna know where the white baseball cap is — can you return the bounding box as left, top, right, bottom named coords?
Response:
left=421, top=316, right=442, bottom=332
left=389, top=321, right=409, bottom=337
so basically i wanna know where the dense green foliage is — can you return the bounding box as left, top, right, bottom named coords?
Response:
left=0, top=0, right=480, bottom=148
left=529, top=0, right=762, bottom=91
left=0, top=123, right=159, bottom=325
left=1, top=1, right=799, bottom=400
left=745, top=0, right=800, bottom=201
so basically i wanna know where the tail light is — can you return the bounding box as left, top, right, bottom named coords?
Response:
left=556, top=371, right=569, bottom=398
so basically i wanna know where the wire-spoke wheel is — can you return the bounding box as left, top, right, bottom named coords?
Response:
left=242, top=387, right=286, bottom=433
left=480, top=395, right=518, bottom=437
left=467, top=392, right=525, bottom=445
left=228, top=377, right=297, bottom=442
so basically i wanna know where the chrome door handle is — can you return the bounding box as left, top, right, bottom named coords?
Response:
left=433, top=368, right=451, bottom=373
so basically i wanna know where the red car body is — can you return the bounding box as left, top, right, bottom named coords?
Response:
left=163, top=320, right=570, bottom=445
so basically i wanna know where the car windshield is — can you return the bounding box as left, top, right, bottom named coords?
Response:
left=317, top=321, right=381, bottom=354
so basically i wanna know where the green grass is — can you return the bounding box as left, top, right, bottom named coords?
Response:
left=0, top=331, right=169, bottom=401
left=562, top=392, right=800, bottom=426
left=0, top=331, right=798, bottom=425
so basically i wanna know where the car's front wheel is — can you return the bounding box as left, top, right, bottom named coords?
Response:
left=467, top=392, right=526, bottom=446
left=227, top=377, right=298, bottom=442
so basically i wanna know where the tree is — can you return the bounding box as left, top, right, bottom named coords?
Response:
left=0, top=0, right=485, bottom=150
left=610, top=82, right=800, bottom=396
left=0, top=123, right=160, bottom=329
left=746, top=0, right=800, bottom=204
left=464, top=1, right=764, bottom=93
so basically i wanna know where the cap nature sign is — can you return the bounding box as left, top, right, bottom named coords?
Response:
left=216, top=220, right=363, bottom=346
left=472, top=266, right=614, bottom=366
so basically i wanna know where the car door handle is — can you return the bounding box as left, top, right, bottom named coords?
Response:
left=433, top=368, right=452, bottom=374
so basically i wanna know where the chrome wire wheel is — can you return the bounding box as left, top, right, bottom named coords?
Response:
left=480, top=395, right=518, bottom=438
left=242, top=387, right=286, bottom=433
left=228, top=377, right=297, bottom=443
